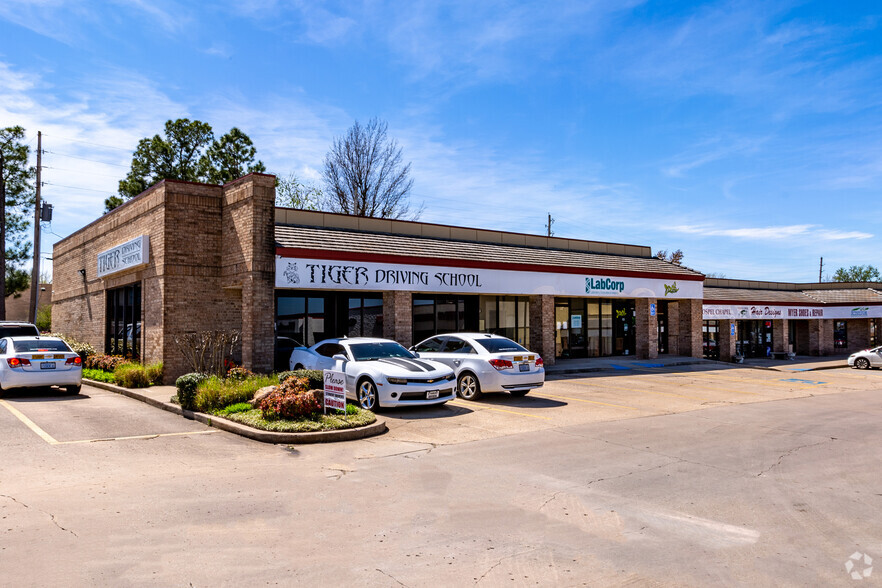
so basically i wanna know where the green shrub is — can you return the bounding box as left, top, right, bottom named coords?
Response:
left=114, top=363, right=150, bottom=388
left=83, top=368, right=115, bottom=383
left=145, top=361, right=164, bottom=385
left=85, top=354, right=132, bottom=371
left=176, top=372, right=208, bottom=410
left=36, top=304, right=52, bottom=332
left=226, top=366, right=254, bottom=382
left=194, top=374, right=277, bottom=412
left=277, top=369, right=324, bottom=389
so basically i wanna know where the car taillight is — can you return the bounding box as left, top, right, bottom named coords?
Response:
left=66, top=356, right=82, bottom=365
left=7, top=357, right=31, bottom=368
left=535, top=357, right=544, bottom=368
left=489, top=359, right=513, bottom=371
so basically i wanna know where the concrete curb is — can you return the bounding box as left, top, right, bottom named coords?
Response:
left=83, top=379, right=387, bottom=444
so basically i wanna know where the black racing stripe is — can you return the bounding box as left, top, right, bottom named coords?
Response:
left=378, top=357, right=424, bottom=372
left=408, top=358, right=436, bottom=371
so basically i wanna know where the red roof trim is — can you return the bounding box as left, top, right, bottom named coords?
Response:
left=276, top=247, right=704, bottom=282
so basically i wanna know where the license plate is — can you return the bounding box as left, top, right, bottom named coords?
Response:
left=32, top=354, right=44, bottom=359
left=41, top=362, right=56, bottom=370
left=426, top=390, right=440, bottom=399
left=519, top=363, right=530, bottom=372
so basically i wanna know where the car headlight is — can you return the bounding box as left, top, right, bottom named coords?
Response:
left=445, top=372, right=455, bottom=381
left=387, top=376, right=407, bottom=385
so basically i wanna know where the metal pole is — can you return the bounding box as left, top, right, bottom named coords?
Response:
left=29, top=131, right=41, bottom=324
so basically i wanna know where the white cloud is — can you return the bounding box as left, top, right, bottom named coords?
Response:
left=670, top=224, right=873, bottom=242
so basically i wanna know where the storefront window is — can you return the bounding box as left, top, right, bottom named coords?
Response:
left=106, top=283, right=141, bottom=359
left=412, top=296, right=477, bottom=343
left=834, top=321, right=847, bottom=349
left=277, top=292, right=384, bottom=346
left=348, top=297, right=383, bottom=338
left=657, top=301, right=668, bottom=354
left=703, top=320, right=719, bottom=359
left=478, top=296, right=530, bottom=346
left=871, top=319, right=879, bottom=347
left=554, top=298, right=631, bottom=358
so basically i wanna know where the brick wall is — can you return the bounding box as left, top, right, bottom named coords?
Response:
left=53, top=175, right=276, bottom=383
left=718, top=319, right=736, bottom=361
left=383, top=291, right=413, bottom=348
left=529, top=295, right=555, bottom=365
left=635, top=298, right=658, bottom=359
left=667, top=301, right=681, bottom=355
left=678, top=299, right=703, bottom=358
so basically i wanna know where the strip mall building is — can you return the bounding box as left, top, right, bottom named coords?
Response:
left=53, top=175, right=882, bottom=382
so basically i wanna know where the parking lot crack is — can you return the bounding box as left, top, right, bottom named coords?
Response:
left=375, top=568, right=408, bottom=587
left=474, top=549, right=537, bottom=585
left=756, top=438, right=834, bottom=477
left=1, top=494, right=78, bottom=538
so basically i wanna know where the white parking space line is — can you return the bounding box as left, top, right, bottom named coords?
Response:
left=0, top=399, right=217, bottom=445
left=0, top=399, right=59, bottom=444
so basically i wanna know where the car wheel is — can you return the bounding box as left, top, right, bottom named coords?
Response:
left=509, top=389, right=529, bottom=397
left=357, top=378, right=379, bottom=411
left=457, top=372, right=482, bottom=400
left=855, top=357, right=870, bottom=370
left=67, top=384, right=82, bottom=395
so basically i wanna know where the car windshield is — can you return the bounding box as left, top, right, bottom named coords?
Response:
left=473, top=337, right=527, bottom=353
left=13, top=339, right=72, bottom=352
left=0, top=325, right=40, bottom=338
left=349, top=342, right=414, bottom=361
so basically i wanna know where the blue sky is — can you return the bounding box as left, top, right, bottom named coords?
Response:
left=1, top=1, right=880, bottom=281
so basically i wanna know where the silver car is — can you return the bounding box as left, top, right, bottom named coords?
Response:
left=848, top=346, right=882, bottom=369
left=412, top=333, right=545, bottom=400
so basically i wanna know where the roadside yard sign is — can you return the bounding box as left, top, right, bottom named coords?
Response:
left=323, top=370, right=347, bottom=413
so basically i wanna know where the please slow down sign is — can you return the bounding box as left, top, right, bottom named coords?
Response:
left=323, top=370, right=346, bottom=413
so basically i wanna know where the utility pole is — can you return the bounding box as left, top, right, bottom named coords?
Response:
left=0, top=144, right=6, bottom=320
left=546, top=212, right=554, bottom=238
left=28, top=131, right=41, bottom=324
left=818, top=257, right=824, bottom=283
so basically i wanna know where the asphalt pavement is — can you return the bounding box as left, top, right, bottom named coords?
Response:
left=1, top=365, right=880, bottom=586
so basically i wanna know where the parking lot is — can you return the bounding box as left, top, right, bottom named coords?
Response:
left=1, top=362, right=881, bottom=586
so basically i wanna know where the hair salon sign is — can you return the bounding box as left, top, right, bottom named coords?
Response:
left=703, top=304, right=882, bottom=320
left=97, top=235, right=150, bottom=278
left=276, top=256, right=703, bottom=299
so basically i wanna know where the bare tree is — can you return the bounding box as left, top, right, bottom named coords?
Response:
left=655, top=249, right=684, bottom=265
left=321, top=118, right=420, bottom=219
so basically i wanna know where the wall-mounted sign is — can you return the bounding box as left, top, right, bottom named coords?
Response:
left=276, top=256, right=704, bottom=299
left=703, top=304, right=882, bottom=320
left=650, top=303, right=656, bottom=317
left=97, top=235, right=150, bottom=278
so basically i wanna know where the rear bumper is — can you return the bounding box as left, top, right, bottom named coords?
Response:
left=474, top=367, right=546, bottom=393
left=2, top=369, right=82, bottom=389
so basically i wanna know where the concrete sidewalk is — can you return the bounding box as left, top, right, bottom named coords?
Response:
left=545, top=354, right=706, bottom=376
left=738, top=354, right=850, bottom=372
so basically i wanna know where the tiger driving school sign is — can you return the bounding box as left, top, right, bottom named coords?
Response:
left=323, top=370, right=347, bottom=413
left=276, top=256, right=703, bottom=299
left=97, top=235, right=150, bottom=278
left=703, top=304, right=882, bottom=320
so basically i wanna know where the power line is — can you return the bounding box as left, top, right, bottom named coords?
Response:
left=42, top=165, right=122, bottom=179
left=42, top=134, right=133, bottom=152
left=44, top=150, right=129, bottom=168
left=42, top=181, right=114, bottom=194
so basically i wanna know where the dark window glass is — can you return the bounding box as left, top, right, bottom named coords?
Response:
left=315, top=343, right=345, bottom=358
left=443, top=337, right=467, bottom=352
left=0, top=325, right=40, bottom=338
left=414, top=337, right=445, bottom=352
left=0, top=340, right=7, bottom=354
left=349, top=342, right=414, bottom=361
left=834, top=321, right=847, bottom=349
left=473, top=337, right=527, bottom=353
left=14, top=339, right=72, bottom=352
left=106, top=283, right=141, bottom=359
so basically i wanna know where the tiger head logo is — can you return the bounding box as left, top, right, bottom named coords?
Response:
left=283, top=262, right=300, bottom=284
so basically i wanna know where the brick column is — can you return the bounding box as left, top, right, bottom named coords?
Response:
left=667, top=301, right=681, bottom=355
left=719, top=319, right=736, bottom=362
left=635, top=298, right=658, bottom=359
left=772, top=319, right=789, bottom=353
left=809, top=319, right=834, bottom=356
left=383, top=291, right=413, bottom=348
left=678, top=299, right=703, bottom=358
left=529, top=295, right=555, bottom=365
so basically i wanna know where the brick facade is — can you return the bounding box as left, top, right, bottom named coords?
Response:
left=383, top=291, right=413, bottom=349
left=53, top=175, right=275, bottom=383
left=529, top=295, right=555, bottom=365
left=635, top=298, right=658, bottom=359
left=718, top=319, right=736, bottom=361
left=678, top=299, right=703, bottom=358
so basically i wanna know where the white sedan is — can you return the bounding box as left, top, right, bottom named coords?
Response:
left=290, top=337, right=456, bottom=410
left=0, top=336, right=83, bottom=395
left=412, top=333, right=545, bottom=400
left=848, top=346, right=882, bottom=369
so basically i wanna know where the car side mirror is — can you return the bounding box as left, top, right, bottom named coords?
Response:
left=332, top=353, right=348, bottom=363
left=412, top=351, right=421, bottom=358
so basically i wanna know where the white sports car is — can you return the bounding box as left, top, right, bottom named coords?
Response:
left=848, top=346, right=882, bottom=369
left=412, top=333, right=545, bottom=400
left=289, top=337, right=456, bottom=410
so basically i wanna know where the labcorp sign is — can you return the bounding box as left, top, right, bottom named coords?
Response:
left=276, top=256, right=703, bottom=299
left=97, top=235, right=150, bottom=278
